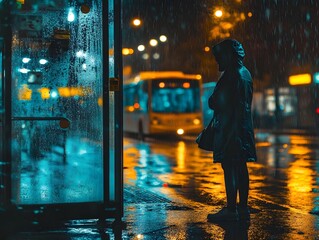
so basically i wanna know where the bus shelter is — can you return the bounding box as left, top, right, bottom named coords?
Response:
left=0, top=0, right=123, bottom=226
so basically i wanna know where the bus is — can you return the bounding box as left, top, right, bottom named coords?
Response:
left=123, top=71, right=203, bottom=139
left=201, top=82, right=216, bottom=126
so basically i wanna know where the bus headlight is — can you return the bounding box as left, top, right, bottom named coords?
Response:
left=177, top=128, right=184, bottom=135
left=151, top=118, right=160, bottom=125
left=193, top=118, right=201, bottom=125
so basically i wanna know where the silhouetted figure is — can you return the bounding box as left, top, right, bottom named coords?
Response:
left=207, top=39, right=257, bottom=222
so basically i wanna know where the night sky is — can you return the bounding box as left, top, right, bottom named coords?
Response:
left=123, top=0, right=319, bottom=86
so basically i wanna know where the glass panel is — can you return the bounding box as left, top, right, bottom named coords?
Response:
left=108, top=0, right=115, bottom=202
left=0, top=39, right=3, bottom=202
left=0, top=39, right=2, bottom=109
left=11, top=0, right=103, bottom=204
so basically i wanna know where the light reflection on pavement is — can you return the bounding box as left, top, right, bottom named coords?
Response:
left=123, top=133, right=319, bottom=239
left=6, top=133, right=319, bottom=239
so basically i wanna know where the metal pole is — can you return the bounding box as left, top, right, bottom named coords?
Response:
left=102, top=0, right=110, bottom=220
left=2, top=0, right=12, bottom=208
left=114, top=0, right=123, bottom=221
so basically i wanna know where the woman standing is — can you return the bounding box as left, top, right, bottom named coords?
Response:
left=207, top=39, right=257, bottom=222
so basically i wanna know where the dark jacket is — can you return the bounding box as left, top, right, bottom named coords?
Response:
left=209, top=39, right=257, bottom=163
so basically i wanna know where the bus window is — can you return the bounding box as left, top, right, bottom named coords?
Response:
left=151, top=79, right=200, bottom=113
left=138, top=82, right=148, bottom=113
left=124, top=82, right=149, bottom=113
left=124, top=85, right=136, bottom=112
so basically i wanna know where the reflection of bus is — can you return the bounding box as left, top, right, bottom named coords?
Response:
left=123, top=71, right=203, bottom=138
left=201, top=82, right=216, bottom=126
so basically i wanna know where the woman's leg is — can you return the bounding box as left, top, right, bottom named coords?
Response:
left=237, top=161, right=249, bottom=207
left=222, top=162, right=237, bottom=210
left=207, top=162, right=239, bottom=221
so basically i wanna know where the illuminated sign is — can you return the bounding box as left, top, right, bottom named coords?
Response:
left=288, top=73, right=311, bottom=86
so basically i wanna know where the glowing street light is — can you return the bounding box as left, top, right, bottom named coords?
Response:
left=122, top=48, right=134, bottom=55
left=132, top=18, right=142, bottom=27
left=67, top=7, right=75, bottom=22
left=215, top=10, right=223, bottom=18
left=18, top=68, right=30, bottom=74
left=159, top=35, right=167, bottom=42
left=22, top=57, right=31, bottom=63
left=149, top=39, right=158, bottom=47
left=142, top=53, right=149, bottom=60
left=76, top=50, right=86, bottom=58
left=122, top=48, right=130, bottom=55
left=137, top=45, right=145, bottom=51
left=39, top=59, right=48, bottom=65
left=51, top=90, right=58, bottom=98
left=153, top=53, right=160, bottom=60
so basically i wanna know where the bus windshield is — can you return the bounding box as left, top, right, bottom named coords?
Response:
left=151, top=78, right=201, bottom=113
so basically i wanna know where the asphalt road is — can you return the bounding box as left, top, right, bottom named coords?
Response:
left=123, top=132, right=319, bottom=239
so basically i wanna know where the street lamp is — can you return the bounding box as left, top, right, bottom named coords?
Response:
left=132, top=18, right=142, bottom=27
left=149, top=39, right=158, bottom=47
left=133, top=36, right=168, bottom=71
left=214, top=10, right=223, bottom=18
left=142, top=53, right=149, bottom=60
left=122, top=48, right=134, bottom=55
left=153, top=53, right=160, bottom=60
left=159, top=35, right=167, bottom=42
left=137, top=45, right=145, bottom=51
left=22, top=57, right=31, bottom=63
left=67, top=7, right=75, bottom=22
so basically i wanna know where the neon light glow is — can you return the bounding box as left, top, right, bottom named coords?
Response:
left=289, top=73, right=311, bottom=85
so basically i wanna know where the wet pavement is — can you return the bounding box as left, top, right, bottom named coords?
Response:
left=3, top=132, right=319, bottom=239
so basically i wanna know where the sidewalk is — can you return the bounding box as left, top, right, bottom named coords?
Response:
left=3, top=134, right=319, bottom=239
left=4, top=182, right=319, bottom=239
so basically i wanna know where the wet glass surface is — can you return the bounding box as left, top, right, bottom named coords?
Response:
left=10, top=0, right=103, bottom=204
